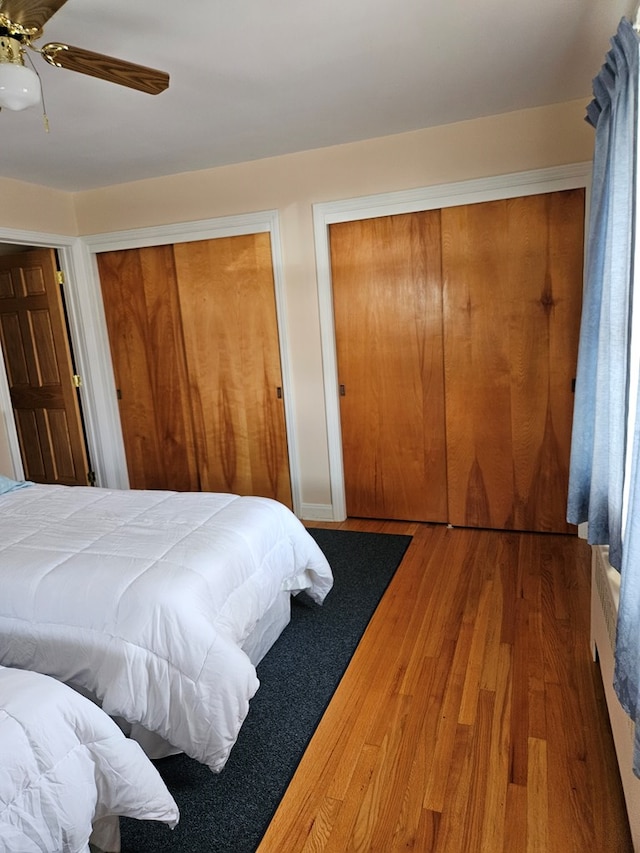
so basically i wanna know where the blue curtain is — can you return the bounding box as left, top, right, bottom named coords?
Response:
left=567, top=17, right=640, bottom=773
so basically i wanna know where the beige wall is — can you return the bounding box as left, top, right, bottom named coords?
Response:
left=0, top=417, right=14, bottom=477
left=0, top=176, right=77, bottom=233
left=0, top=99, right=595, bottom=506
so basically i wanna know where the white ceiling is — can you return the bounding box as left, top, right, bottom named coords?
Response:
left=0, top=0, right=636, bottom=192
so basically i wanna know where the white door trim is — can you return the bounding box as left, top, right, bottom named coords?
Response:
left=312, top=162, right=592, bottom=521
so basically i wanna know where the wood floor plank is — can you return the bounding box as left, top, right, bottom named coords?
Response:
left=479, top=567, right=503, bottom=693
left=422, top=608, right=475, bottom=812
left=365, top=686, right=441, bottom=851
left=509, top=597, right=530, bottom=786
left=503, top=782, right=528, bottom=853
left=322, top=743, right=379, bottom=852
left=257, top=523, right=633, bottom=853
left=458, top=578, right=494, bottom=725
left=460, top=688, right=496, bottom=849
left=431, top=722, right=473, bottom=853
left=527, top=736, right=549, bottom=853
left=387, top=645, right=455, bottom=849
left=480, top=642, right=512, bottom=853
left=299, top=797, right=341, bottom=853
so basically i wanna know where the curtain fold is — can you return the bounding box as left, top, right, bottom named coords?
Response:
left=567, top=17, right=638, bottom=571
left=567, top=16, right=640, bottom=775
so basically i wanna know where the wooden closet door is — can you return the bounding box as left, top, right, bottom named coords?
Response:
left=97, top=245, right=199, bottom=491
left=173, top=233, right=292, bottom=508
left=442, top=189, right=584, bottom=532
left=330, top=212, right=448, bottom=522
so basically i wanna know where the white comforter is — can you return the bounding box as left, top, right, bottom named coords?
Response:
left=0, top=664, right=178, bottom=853
left=0, top=484, right=333, bottom=772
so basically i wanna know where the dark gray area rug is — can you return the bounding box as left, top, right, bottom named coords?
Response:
left=120, top=528, right=412, bottom=853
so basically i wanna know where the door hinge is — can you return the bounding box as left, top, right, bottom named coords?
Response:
left=56, top=270, right=65, bottom=285
left=87, top=470, right=96, bottom=486
left=73, top=374, right=82, bottom=388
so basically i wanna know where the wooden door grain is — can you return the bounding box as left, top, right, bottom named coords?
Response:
left=441, top=189, right=585, bottom=532
left=97, top=245, right=199, bottom=491
left=173, top=233, right=292, bottom=507
left=0, top=249, right=89, bottom=485
left=330, top=212, right=448, bottom=522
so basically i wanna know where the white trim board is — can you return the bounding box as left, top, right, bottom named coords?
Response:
left=81, top=210, right=277, bottom=253
left=79, top=210, right=303, bottom=516
left=313, top=162, right=592, bottom=521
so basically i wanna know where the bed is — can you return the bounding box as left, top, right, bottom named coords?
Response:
left=0, top=664, right=178, bottom=853
left=0, top=480, right=333, bottom=773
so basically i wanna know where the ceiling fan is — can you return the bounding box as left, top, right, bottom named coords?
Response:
left=0, top=0, right=169, bottom=111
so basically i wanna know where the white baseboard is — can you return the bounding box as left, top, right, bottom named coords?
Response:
left=298, top=503, right=342, bottom=522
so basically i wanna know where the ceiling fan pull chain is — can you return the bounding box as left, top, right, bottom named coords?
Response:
left=23, top=52, right=49, bottom=132
left=39, top=79, right=49, bottom=132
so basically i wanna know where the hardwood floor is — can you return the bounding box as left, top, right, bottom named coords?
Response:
left=257, top=520, right=632, bottom=852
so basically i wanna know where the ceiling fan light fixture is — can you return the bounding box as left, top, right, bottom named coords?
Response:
left=0, top=32, right=41, bottom=111
left=0, top=61, right=41, bottom=110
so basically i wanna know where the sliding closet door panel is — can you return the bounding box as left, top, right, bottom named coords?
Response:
left=97, top=246, right=199, bottom=492
left=442, top=189, right=584, bottom=532
left=173, top=234, right=292, bottom=507
left=330, top=212, right=448, bottom=522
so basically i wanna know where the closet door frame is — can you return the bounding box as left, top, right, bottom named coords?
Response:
left=58, top=210, right=300, bottom=511
left=313, top=162, right=592, bottom=521
left=77, top=211, right=300, bottom=509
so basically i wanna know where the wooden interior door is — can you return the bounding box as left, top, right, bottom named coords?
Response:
left=0, top=248, right=89, bottom=485
left=442, top=189, right=584, bottom=532
left=173, top=233, right=293, bottom=507
left=329, top=212, right=448, bottom=521
left=97, top=245, right=199, bottom=491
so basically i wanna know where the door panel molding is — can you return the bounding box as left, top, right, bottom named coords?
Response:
left=313, top=162, right=592, bottom=521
